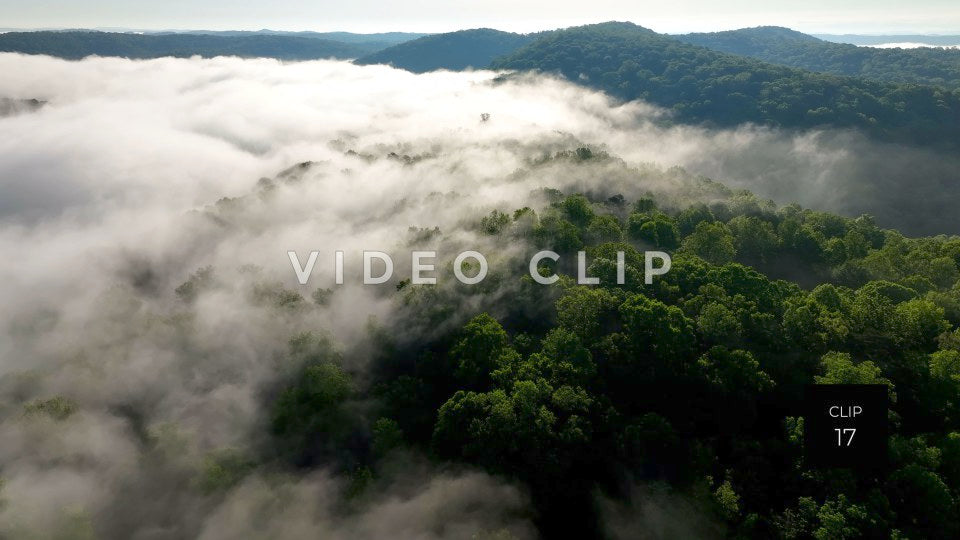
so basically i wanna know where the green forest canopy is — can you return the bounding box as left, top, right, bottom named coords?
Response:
left=6, top=25, right=960, bottom=148
left=0, top=31, right=388, bottom=60
left=491, top=22, right=960, bottom=147
left=354, top=29, right=538, bottom=73
left=677, top=26, right=960, bottom=89
left=165, top=147, right=960, bottom=538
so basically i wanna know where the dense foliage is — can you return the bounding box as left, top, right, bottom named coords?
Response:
left=355, top=29, right=538, bottom=73
left=6, top=21, right=960, bottom=536
left=0, top=31, right=387, bottom=60
left=678, top=26, right=960, bottom=89
left=492, top=22, right=960, bottom=147
left=255, top=148, right=960, bottom=538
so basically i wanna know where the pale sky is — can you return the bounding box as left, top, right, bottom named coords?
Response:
left=1, top=0, right=958, bottom=34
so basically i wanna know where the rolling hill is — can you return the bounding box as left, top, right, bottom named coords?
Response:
left=6, top=24, right=959, bottom=148
left=0, top=31, right=385, bottom=60
left=149, top=29, right=427, bottom=47
left=491, top=22, right=960, bottom=146
left=677, top=26, right=960, bottom=88
left=354, top=28, right=537, bottom=73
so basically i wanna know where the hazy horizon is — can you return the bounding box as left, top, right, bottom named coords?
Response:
left=3, top=25, right=960, bottom=37
left=3, top=26, right=960, bottom=37
left=0, top=0, right=958, bottom=35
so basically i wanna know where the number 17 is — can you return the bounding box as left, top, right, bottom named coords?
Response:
left=835, top=428, right=856, bottom=446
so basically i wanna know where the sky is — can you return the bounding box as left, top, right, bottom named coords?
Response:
left=1, top=0, right=959, bottom=34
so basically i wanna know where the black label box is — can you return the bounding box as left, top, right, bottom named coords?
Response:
left=803, top=384, right=888, bottom=469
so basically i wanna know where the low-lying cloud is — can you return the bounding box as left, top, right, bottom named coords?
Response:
left=0, top=52, right=956, bottom=537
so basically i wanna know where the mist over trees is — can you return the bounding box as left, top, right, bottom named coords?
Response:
left=357, top=172, right=960, bottom=537
left=177, top=150, right=960, bottom=538
left=491, top=22, right=960, bottom=148
left=0, top=31, right=391, bottom=60
left=7, top=23, right=960, bottom=150
left=1, top=20, right=960, bottom=539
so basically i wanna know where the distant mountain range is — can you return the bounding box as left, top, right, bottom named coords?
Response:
left=146, top=29, right=428, bottom=46
left=676, top=26, right=960, bottom=88
left=354, top=29, right=538, bottom=73
left=491, top=22, right=960, bottom=146
left=3, top=24, right=959, bottom=148
left=0, top=30, right=401, bottom=60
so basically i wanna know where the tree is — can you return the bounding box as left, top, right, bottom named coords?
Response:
left=556, top=287, right=621, bottom=346
left=930, top=349, right=960, bottom=383
left=528, top=328, right=596, bottom=388
left=697, top=346, right=773, bottom=395
left=534, top=214, right=583, bottom=252
left=682, top=221, right=737, bottom=265
left=677, top=204, right=715, bottom=236
left=815, top=352, right=896, bottom=402
left=928, top=349, right=960, bottom=422
left=432, top=379, right=594, bottom=480
left=714, top=476, right=741, bottom=520
left=626, top=212, right=679, bottom=248
left=893, top=299, right=949, bottom=350
left=697, top=302, right=743, bottom=346
left=619, top=293, right=697, bottom=370
left=23, top=395, right=77, bottom=421
left=586, top=214, right=623, bottom=243
left=480, top=210, right=511, bottom=235
left=783, top=287, right=850, bottom=351
left=371, top=417, right=404, bottom=458
left=885, top=464, right=957, bottom=538
left=450, top=313, right=518, bottom=389
left=560, top=194, right=594, bottom=228
left=728, top=215, right=779, bottom=266
left=813, top=495, right=870, bottom=540
left=921, top=256, right=959, bottom=289
left=271, top=361, right=354, bottom=460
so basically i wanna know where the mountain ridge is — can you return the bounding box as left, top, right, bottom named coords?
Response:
left=491, top=22, right=960, bottom=146
left=354, top=28, right=538, bottom=73
left=0, top=30, right=392, bottom=60
left=678, top=26, right=960, bottom=88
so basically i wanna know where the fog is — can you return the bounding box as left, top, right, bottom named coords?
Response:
left=597, top=483, right=724, bottom=539
left=0, top=52, right=954, bottom=537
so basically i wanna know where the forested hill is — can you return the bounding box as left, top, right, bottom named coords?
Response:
left=150, top=30, right=427, bottom=46
left=491, top=22, right=960, bottom=147
left=0, top=31, right=386, bottom=60
left=8, top=25, right=960, bottom=148
left=248, top=149, right=960, bottom=539
left=354, top=29, right=537, bottom=73
left=677, top=26, right=960, bottom=88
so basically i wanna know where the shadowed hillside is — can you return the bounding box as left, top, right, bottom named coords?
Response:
left=355, top=28, right=537, bottom=73
left=0, top=30, right=384, bottom=60
left=492, top=22, right=960, bottom=147
left=678, top=26, right=960, bottom=88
